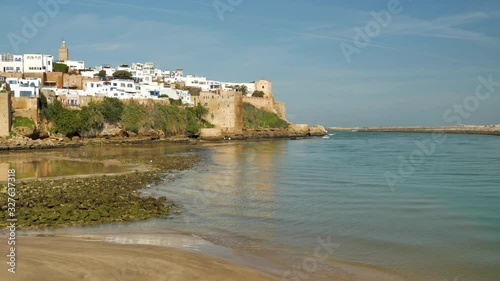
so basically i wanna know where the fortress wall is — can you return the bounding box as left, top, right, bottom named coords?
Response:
left=274, top=101, right=286, bottom=119
left=0, top=72, right=23, bottom=79
left=63, top=74, right=83, bottom=89
left=0, top=93, right=11, bottom=137
left=199, top=128, right=223, bottom=140
left=242, top=96, right=275, bottom=112
left=46, top=72, right=64, bottom=88
left=12, top=97, right=38, bottom=123
left=195, top=91, right=243, bottom=134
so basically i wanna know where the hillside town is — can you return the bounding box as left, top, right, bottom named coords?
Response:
left=0, top=40, right=274, bottom=103
left=0, top=41, right=325, bottom=142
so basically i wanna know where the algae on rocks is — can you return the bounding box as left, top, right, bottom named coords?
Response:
left=0, top=153, right=200, bottom=229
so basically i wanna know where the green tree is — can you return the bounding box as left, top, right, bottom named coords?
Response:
left=112, top=70, right=133, bottom=80
left=185, top=109, right=200, bottom=135
left=169, top=98, right=183, bottom=106
left=153, top=104, right=187, bottom=136
left=193, top=104, right=208, bottom=119
left=240, top=85, right=248, bottom=96
left=98, top=70, right=107, bottom=80
left=121, top=101, right=149, bottom=133
left=242, top=102, right=288, bottom=129
left=252, top=90, right=265, bottom=98
left=79, top=103, right=105, bottom=137
left=39, top=93, right=49, bottom=119
left=54, top=107, right=80, bottom=136
left=40, top=97, right=64, bottom=122
left=98, top=97, right=124, bottom=123
left=53, top=62, right=69, bottom=73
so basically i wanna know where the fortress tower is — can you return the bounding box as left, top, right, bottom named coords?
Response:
left=254, top=79, right=273, bottom=99
left=58, top=40, right=69, bottom=61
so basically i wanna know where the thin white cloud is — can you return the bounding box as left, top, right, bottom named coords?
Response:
left=72, top=0, right=207, bottom=18
left=72, top=43, right=135, bottom=52
left=383, top=12, right=500, bottom=45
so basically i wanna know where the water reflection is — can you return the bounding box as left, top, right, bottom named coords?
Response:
left=0, top=143, right=199, bottom=182
left=165, top=141, right=287, bottom=247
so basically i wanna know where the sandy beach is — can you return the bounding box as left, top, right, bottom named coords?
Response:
left=0, top=236, right=280, bottom=281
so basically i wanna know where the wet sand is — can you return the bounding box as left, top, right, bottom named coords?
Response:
left=0, top=236, right=280, bottom=281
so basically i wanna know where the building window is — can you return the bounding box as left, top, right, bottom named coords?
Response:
left=121, top=83, right=126, bottom=87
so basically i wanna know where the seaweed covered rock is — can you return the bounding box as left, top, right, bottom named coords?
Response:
left=0, top=154, right=199, bottom=229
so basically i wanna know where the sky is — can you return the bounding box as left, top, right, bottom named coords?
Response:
left=2, top=0, right=500, bottom=126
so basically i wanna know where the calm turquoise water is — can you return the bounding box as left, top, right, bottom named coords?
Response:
left=157, top=133, right=500, bottom=281
left=27, top=133, right=500, bottom=281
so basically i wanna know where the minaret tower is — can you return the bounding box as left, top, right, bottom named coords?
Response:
left=58, top=39, right=69, bottom=61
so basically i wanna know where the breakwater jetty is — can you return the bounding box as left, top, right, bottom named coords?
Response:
left=328, top=125, right=500, bottom=136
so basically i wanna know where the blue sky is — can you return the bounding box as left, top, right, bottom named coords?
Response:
left=2, top=0, right=500, bottom=126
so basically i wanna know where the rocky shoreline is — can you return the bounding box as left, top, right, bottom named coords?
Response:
left=329, top=125, right=500, bottom=135
left=0, top=151, right=200, bottom=229
left=198, top=125, right=328, bottom=141
left=0, top=125, right=328, bottom=151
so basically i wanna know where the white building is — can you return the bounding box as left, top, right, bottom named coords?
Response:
left=143, top=62, right=155, bottom=75
left=117, top=64, right=132, bottom=72
left=0, top=54, right=23, bottom=73
left=97, top=65, right=116, bottom=77
left=178, top=90, right=193, bottom=106
left=6, top=77, right=42, bottom=97
left=180, top=75, right=221, bottom=92
left=222, top=82, right=256, bottom=96
left=61, top=60, right=85, bottom=70
left=80, top=77, right=191, bottom=103
left=80, top=69, right=98, bottom=78
left=23, top=54, right=53, bottom=73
